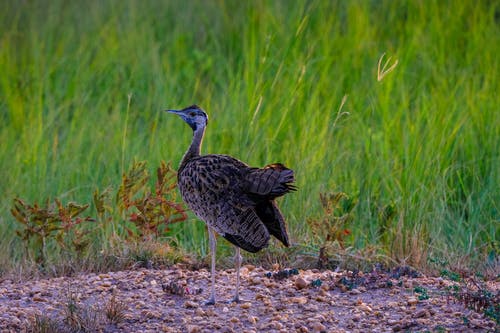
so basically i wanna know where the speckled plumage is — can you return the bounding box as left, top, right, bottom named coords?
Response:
left=178, top=154, right=294, bottom=253
left=166, top=105, right=295, bottom=304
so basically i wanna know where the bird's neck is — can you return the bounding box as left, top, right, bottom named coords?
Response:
left=180, top=125, right=205, bottom=169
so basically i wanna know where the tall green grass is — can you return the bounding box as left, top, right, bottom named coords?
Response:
left=1, top=0, right=498, bottom=269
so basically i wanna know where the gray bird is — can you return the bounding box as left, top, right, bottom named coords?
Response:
left=165, top=105, right=295, bottom=304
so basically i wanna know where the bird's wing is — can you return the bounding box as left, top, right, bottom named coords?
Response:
left=216, top=202, right=271, bottom=253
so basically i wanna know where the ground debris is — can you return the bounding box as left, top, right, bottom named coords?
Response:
left=0, top=267, right=497, bottom=332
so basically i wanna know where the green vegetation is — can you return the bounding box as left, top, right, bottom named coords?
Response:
left=0, top=1, right=498, bottom=275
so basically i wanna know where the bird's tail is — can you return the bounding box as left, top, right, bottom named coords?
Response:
left=246, top=163, right=296, bottom=199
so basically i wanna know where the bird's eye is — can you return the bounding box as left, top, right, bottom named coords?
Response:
left=189, top=112, right=196, bottom=117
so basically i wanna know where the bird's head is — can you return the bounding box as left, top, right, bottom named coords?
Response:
left=165, top=105, right=208, bottom=131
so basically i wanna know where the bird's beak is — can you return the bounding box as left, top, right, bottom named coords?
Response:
left=165, top=109, right=181, bottom=114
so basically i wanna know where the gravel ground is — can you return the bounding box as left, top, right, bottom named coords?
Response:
left=0, top=265, right=497, bottom=332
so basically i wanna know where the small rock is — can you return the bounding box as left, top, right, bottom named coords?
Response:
left=32, top=296, right=46, bottom=302
left=387, top=319, right=399, bottom=326
left=187, top=325, right=201, bottom=333
left=350, top=288, right=362, bottom=295
left=195, top=307, right=206, bottom=316
left=312, top=322, right=326, bottom=332
left=273, top=322, right=284, bottom=330
left=255, top=293, right=266, bottom=300
left=244, top=264, right=256, bottom=271
left=247, top=315, right=257, bottom=324
left=222, top=306, right=229, bottom=313
left=357, top=303, right=372, bottom=312
left=306, top=304, right=319, bottom=312
left=290, top=296, right=308, bottom=304
left=315, top=296, right=328, bottom=302
left=412, top=309, right=429, bottom=318
left=184, top=301, right=198, bottom=308
left=469, top=318, right=488, bottom=328
left=295, top=277, right=308, bottom=290
left=220, top=326, right=234, bottom=333
left=407, top=297, right=418, bottom=306
left=250, top=277, right=262, bottom=285
left=240, top=302, right=252, bottom=309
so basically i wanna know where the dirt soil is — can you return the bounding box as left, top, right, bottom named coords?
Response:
left=0, top=265, right=497, bottom=332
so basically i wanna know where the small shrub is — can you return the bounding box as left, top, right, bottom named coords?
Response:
left=10, top=198, right=94, bottom=267
left=414, top=286, right=430, bottom=300
left=63, top=287, right=104, bottom=332
left=26, top=314, right=61, bottom=333
left=307, top=192, right=357, bottom=268
left=451, top=279, right=500, bottom=325
left=441, top=269, right=461, bottom=282
left=105, top=289, right=127, bottom=324
left=93, top=186, right=114, bottom=226
left=117, top=160, right=187, bottom=240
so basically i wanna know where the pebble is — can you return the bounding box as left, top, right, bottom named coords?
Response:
left=315, top=295, right=328, bottom=302
left=295, top=277, right=308, bottom=290
left=312, top=322, right=326, bottom=332
left=413, top=309, right=429, bottom=318
left=357, top=303, right=372, bottom=313
left=240, top=302, right=252, bottom=309
left=407, top=297, right=418, bottom=306
left=244, top=264, right=256, bottom=271
left=250, top=277, right=261, bottom=285
left=290, top=296, right=308, bottom=304
left=186, top=325, right=201, bottom=333
left=184, top=301, right=198, bottom=308
left=220, top=326, right=234, bottom=333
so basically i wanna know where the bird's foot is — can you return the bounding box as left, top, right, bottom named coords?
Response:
left=204, top=296, right=216, bottom=306
left=227, top=295, right=245, bottom=304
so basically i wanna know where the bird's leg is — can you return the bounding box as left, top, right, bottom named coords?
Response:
left=205, top=227, right=217, bottom=305
left=232, top=246, right=242, bottom=303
